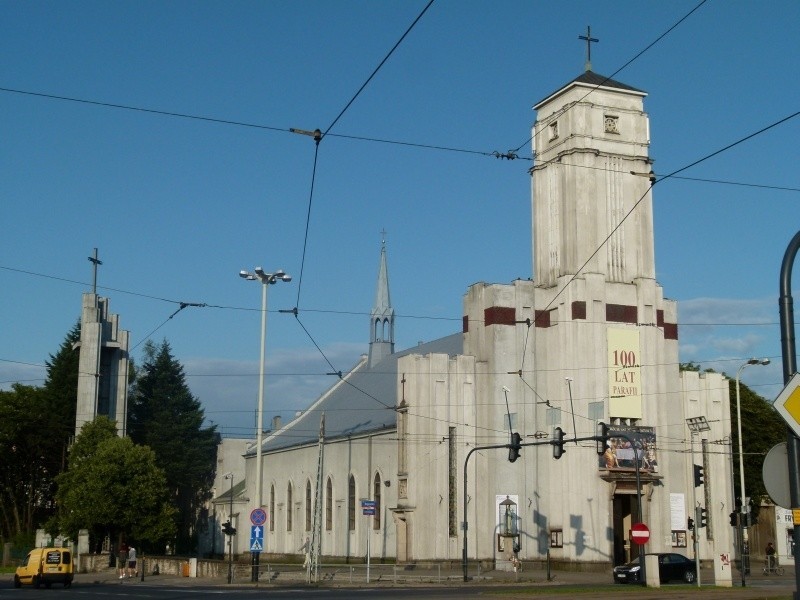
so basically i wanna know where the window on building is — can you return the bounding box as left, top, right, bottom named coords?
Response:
left=373, top=472, right=381, bottom=530
left=270, top=485, right=275, bottom=532
left=326, top=477, right=333, bottom=531
left=549, top=120, right=559, bottom=141
left=287, top=482, right=293, bottom=532
left=305, top=480, right=312, bottom=531
left=348, top=475, right=356, bottom=531
left=550, top=529, right=563, bottom=548
left=398, top=408, right=408, bottom=474
left=588, top=401, right=604, bottom=422
left=448, top=426, right=457, bottom=537
left=546, top=407, right=561, bottom=427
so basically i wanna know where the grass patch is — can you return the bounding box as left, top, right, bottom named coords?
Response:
left=485, top=584, right=793, bottom=597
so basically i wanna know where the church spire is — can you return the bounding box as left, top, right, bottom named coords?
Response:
left=368, top=232, right=395, bottom=367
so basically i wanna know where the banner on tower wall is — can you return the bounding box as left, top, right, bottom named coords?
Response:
left=607, top=328, right=642, bottom=419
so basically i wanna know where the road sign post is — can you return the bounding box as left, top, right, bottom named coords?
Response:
left=249, top=509, right=267, bottom=582
left=630, top=522, right=650, bottom=545
left=360, top=500, right=375, bottom=582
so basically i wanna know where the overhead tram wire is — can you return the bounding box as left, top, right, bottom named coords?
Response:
left=511, top=0, right=709, bottom=154
left=289, top=0, right=436, bottom=310
left=0, top=86, right=289, bottom=135
left=284, top=1, right=437, bottom=397
left=0, top=263, right=791, bottom=329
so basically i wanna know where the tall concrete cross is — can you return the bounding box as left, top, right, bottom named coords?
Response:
left=88, top=248, right=102, bottom=294
left=578, top=25, right=599, bottom=72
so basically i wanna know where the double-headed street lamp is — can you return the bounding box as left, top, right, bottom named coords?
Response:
left=735, top=356, right=770, bottom=578
left=239, top=267, right=291, bottom=512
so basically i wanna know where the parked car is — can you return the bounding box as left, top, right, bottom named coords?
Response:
left=613, top=552, right=696, bottom=584
left=14, top=547, right=74, bottom=589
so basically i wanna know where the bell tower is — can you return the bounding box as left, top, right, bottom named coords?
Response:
left=531, top=71, right=655, bottom=289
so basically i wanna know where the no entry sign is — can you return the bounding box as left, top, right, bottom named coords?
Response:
left=630, top=522, right=650, bottom=545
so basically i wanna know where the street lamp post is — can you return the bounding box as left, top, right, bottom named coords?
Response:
left=239, top=267, right=291, bottom=511
left=239, top=267, right=290, bottom=583
left=735, top=357, right=770, bottom=585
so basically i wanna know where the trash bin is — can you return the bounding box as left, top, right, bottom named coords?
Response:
left=182, top=562, right=190, bottom=577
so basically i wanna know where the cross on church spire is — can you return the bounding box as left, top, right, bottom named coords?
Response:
left=88, top=247, right=102, bottom=294
left=578, top=25, right=599, bottom=72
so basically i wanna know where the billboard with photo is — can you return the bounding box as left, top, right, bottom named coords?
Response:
left=598, top=425, right=657, bottom=472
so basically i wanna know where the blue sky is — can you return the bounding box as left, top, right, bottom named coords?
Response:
left=2, top=0, right=799, bottom=438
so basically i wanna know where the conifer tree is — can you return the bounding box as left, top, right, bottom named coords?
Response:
left=128, top=340, right=219, bottom=553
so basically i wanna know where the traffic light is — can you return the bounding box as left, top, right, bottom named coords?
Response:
left=693, top=464, right=704, bottom=487
left=508, top=431, right=522, bottom=463
left=222, top=520, right=237, bottom=536
left=698, top=507, right=708, bottom=529
left=552, top=427, right=566, bottom=460
left=729, top=511, right=738, bottom=527
left=687, top=517, right=694, bottom=531
left=595, top=422, right=610, bottom=456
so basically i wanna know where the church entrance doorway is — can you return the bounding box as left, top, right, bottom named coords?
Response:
left=612, top=493, right=641, bottom=566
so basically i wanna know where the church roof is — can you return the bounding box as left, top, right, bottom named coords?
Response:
left=258, top=332, right=463, bottom=454
left=534, top=70, right=646, bottom=109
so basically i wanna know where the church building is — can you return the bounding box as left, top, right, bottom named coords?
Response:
left=234, top=68, right=734, bottom=572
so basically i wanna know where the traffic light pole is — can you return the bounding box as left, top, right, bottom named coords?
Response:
left=690, top=432, right=701, bottom=588
left=461, top=429, right=610, bottom=582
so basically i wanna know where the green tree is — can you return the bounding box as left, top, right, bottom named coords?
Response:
left=128, top=340, right=219, bottom=554
left=0, top=384, right=52, bottom=539
left=730, top=379, right=786, bottom=519
left=0, top=322, right=82, bottom=541
left=54, top=417, right=176, bottom=549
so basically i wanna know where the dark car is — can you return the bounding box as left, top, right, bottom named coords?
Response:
left=613, top=552, right=696, bottom=584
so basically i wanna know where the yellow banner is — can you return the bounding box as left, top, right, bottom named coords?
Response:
left=608, top=328, right=642, bottom=419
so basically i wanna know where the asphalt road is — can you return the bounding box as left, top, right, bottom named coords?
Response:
left=0, top=567, right=796, bottom=600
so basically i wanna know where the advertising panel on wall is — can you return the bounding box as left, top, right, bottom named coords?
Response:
left=599, top=425, right=657, bottom=472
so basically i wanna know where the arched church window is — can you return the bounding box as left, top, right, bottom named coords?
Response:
left=374, top=318, right=381, bottom=342
left=287, top=482, right=293, bottom=532
left=326, top=477, right=333, bottom=531
left=305, top=480, right=312, bottom=531
left=348, top=475, right=356, bottom=531
left=270, top=484, right=275, bottom=532
left=373, top=472, right=381, bottom=530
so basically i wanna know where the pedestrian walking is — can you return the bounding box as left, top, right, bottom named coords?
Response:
left=117, top=542, right=128, bottom=579
left=127, top=545, right=137, bottom=578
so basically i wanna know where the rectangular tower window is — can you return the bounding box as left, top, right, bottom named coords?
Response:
left=588, top=401, right=604, bottom=422
left=448, top=426, right=457, bottom=537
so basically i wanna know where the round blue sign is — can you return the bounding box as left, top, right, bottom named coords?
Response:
left=250, top=508, right=267, bottom=526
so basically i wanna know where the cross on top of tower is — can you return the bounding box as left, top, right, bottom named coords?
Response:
left=578, top=25, right=599, bottom=72
left=88, top=247, right=102, bottom=294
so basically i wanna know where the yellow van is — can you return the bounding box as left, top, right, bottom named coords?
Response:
left=14, top=547, right=74, bottom=588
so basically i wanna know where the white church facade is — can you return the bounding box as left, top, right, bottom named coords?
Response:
left=231, top=69, right=734, bottom=571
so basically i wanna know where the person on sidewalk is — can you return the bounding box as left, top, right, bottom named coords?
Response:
left=127, top=545, right=137, bottom=578
left=766, top=541, right=777, bottom=570
left=117, top=542, right=128, bottom=579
